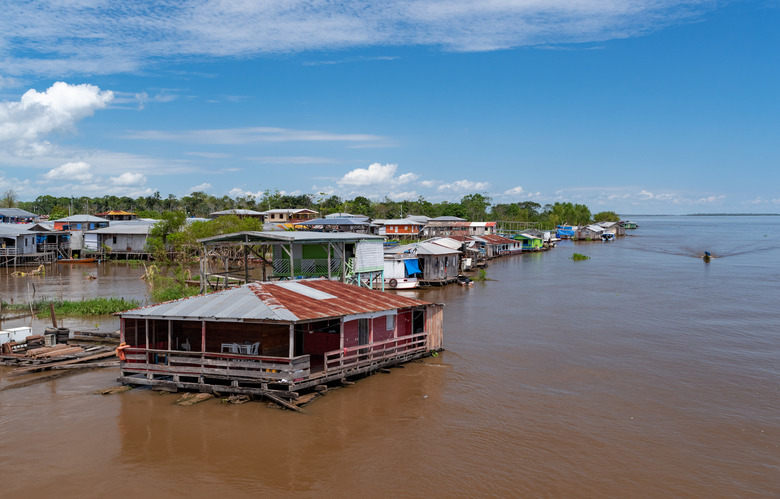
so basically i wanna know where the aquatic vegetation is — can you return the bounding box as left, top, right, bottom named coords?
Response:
left=570, top=253, right=590, bottom=261
left=472, top=269, right=488, bottom=281
left=1, top=298, right=140, bottom=317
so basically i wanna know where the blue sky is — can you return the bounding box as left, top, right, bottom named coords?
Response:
left=1, top=0, right=778, bottom=215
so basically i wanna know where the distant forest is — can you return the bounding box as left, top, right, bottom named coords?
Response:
left=6, top=189, right=619, bottom=227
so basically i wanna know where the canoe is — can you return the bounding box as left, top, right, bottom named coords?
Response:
left=58, top=258, right=97, bottom=263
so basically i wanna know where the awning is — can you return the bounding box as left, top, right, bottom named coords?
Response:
left=404, top=259, right=422, bottom=276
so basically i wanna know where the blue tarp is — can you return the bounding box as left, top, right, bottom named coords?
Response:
left=404, top=259, right=422, bottom=276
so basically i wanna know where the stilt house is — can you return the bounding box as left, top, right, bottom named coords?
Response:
left=118, top=279, right=443, bottom=400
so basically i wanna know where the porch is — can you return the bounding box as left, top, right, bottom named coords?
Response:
left=119, top=332, right=430, bottom=397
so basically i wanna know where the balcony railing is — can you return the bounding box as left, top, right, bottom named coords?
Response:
left=323, top=332, right=428, bottom=374
left=121, top=349, right=311, bottom=384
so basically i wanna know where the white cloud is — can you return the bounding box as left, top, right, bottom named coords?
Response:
left=504, top=185, right=524, bottom=196
left=43, top=161, right=93, bottom=181
left=437, top=179, right=489, bottom=192
left=339, top=163, right=399, bottom=186
left=124, top=127, right=386, bottom=145
left=0, top=1, right=715, bottom=77
left=228, top=187, right=262, bottom=198
left=0, top=82, right=114, bottom=154
left=110, top=172, right=147, bottom=186
left=189, top=182, right=212, bottom=192
left=696, top=195, right=725, bottom=204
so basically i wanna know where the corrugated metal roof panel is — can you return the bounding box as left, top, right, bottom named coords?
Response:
left=120, top=279, right=429, bottom=323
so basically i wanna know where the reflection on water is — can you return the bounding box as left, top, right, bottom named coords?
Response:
left=1, top=216, right=779, bottom=497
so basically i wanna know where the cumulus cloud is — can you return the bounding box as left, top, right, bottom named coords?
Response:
left=228, top=187, right=262, bottom=198
left=0, top=1, right=715, bottom=77
left=189, top=182, right=212, bottom=192
left=339, top=163, right=399, bottom=186
left=43, top=161, right=93, bottom=181
left=437, top=180, right=489, bottom=192
left=110, top=172, right=147, bottom=186
left=504, top=185, right=524, bottom=196
left=0, top=82, right=114, bottom=154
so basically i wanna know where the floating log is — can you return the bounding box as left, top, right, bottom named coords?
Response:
left=265, top=393, right=304, bottom=413
left=175, top=393, right=214, bottom=406
left=95, top=385, right=135, bottom=395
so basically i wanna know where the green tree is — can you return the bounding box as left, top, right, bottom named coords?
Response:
left=593, top=211, right=620, bottom=222
left=460, top=193, right=492, bottom=221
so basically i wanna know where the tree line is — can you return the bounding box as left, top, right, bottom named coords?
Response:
left=9, top=189, right=619, bottom=227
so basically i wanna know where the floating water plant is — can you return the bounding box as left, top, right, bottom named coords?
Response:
left=570, top=253, right=590, bottom=261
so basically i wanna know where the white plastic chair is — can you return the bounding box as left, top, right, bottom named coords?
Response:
left=249, top=342, right=260, bottom=355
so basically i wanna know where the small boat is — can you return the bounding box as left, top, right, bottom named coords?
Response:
left=619, top=221, right=639, bottom=229
left=457, top=275, right=473, bottom=286
left=703, top=251, right=711, bottom=262
left=58, top=257, right=97, bottom=263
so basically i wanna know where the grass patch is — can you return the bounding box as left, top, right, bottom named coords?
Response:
left=1, top=297, right=140, bottom=317
left=570, top=252, right=590, bottom=261
left=471, top=269, right=488, bottom=281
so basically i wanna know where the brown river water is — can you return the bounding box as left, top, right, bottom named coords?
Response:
left=1, top=216, right=778, bottom=497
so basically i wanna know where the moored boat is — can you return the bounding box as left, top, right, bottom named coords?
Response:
left=57, top=257, right=97, bottom=263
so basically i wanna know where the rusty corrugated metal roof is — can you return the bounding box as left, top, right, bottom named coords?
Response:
left=120, top=279, right=429, bottom=322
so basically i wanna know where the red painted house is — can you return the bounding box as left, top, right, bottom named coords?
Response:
left=118, top=279, right=443, bottom=401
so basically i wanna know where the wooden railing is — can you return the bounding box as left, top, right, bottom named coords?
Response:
left=323, top=332, right=428, bottom=374
left=121, top=348, right=311, bottom=383
left=0, top=248, right=18, bottom=256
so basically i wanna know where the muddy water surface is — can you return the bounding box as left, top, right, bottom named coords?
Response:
left=1, top=216, right=778, bottom=497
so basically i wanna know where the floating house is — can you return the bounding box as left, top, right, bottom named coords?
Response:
left=452, top=221, right=497, bottom=237
left=578, top=224, right=612, bottom=241
left=423, top=216, right=468, bottom=238
left=0, top=208, right=38, bottom=224
left=0, top=224, right=37, bottom=256
left=383, top=253, right=422, bottom=289
left=117, top=279, right=444, bottom=401
left=556, top=225, right=578, bottom=239
left=387, top=241, right=460, bottom=285
left=84, top=220, right=158, bottom=258
left=198, top=231, right=385, bottom=289
left=597, top=221, right=625, bottom=237
left=513, top=233, right=544, bottom=251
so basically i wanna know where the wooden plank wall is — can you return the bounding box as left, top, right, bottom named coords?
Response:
left=425, top=304, right=444, bottom=350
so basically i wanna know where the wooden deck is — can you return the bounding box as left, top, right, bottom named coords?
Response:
left=119, top=332, right=431, bottom=398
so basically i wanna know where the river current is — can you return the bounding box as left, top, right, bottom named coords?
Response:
left=1, top=215, right=778, bottom=497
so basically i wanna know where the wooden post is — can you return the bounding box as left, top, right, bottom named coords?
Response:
left=290, top=243, right=294, bottom=279
left=50, top=302, right=58, bottom=328
left=145, top=319, right=149, bottom=349
left=244, top=235, right=249, bottom=284
left=201, top=320, right=206, bottom=354
left=288, top=324, right=294, bottom=358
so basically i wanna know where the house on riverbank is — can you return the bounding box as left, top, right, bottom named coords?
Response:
left=0, top=208, right=38, bottom=224
left=84, top=220, right=158, bottom=259
left=117, top=279, right=444, bottom=402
